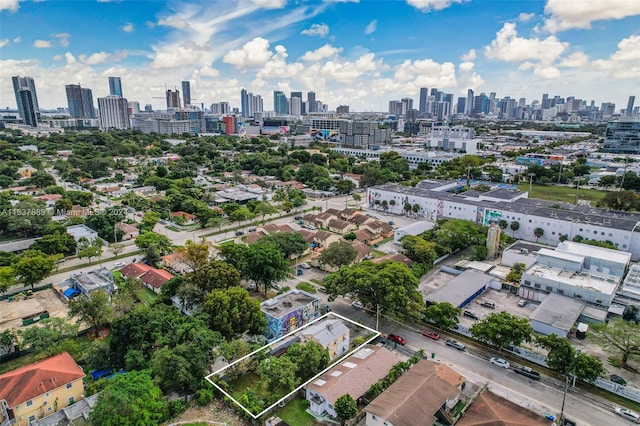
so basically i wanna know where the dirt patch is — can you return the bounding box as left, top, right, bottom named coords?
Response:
left=164, top=399, right=249, bottom=426
left=0, top=289, right=70, bottom=332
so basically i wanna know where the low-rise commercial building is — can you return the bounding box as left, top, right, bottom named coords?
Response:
left=261, top=290, right=321, bottom=340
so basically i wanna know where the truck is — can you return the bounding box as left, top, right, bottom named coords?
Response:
left=514, top=366, right=541, bottom=380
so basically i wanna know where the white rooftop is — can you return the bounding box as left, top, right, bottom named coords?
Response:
left=525, top=264, right=620, bottom=295
left=555, top=241, right=631, bottom=266
left=538, top=248, right=585, bottom=264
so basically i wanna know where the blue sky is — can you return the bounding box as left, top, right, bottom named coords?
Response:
left=1, top=0, right=639, bottom=112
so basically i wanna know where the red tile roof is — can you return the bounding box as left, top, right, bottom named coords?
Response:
left=0, top=352, right=85, bottom=407
left=119, top=262, right=153, bottom=278
left=140, top=269, right=174, bottom=288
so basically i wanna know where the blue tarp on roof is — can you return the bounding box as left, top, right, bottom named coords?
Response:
left=90, top=369, right=112, bottom=381
left=63, top=288, right=80, bottom=298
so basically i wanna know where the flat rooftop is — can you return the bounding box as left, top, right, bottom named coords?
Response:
left=556, top=241, right=632, bottom=266
left=260, top=290, right=318, bottom=318
left=525, top=264, right=621, bottom=295
left=529, top=293, right=585, bottom=332
left=425, top=270, right=494, bottom=307
left=70, top=268, right=112, bottom=292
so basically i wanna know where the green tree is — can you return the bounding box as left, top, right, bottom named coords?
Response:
left=324, top=260, right=421, bottom=318
left=253, top=201, right=278, bottom=222
left=352, top=193, right=362, bottom=202
left=0, top=266, right=16, bottom=294
left=135, top=231, right=173, bottom=255
left=509, top=220, right=520, bottom=237
left=590, top=318, right=640, bottom=367
left=423, top=302, right=461, bottom=330
left=90, top=370, right=167, bottom=426
left=470, top=245, right=488, bottom=261
left=78, top=237, right=104, bottom=265
left=0, top=329, right=18, bottom=354
left=533, top=227, right=544, bottom=242
left=185, top=259, right=241, bottom=296
left=229, top=242, right=290, bottom=295
left=498, top=219, right=508, bottom=230
left=285, top=341, right=330, bottom=381
left=505, top=262, right=526, bottom=283
left=31, top=232, right=77, bottom=256
left=334, top=394, right=358, bottom=426
left=319, top=241, right=358, bottom=269
left=259, top=355, right=298, bottom=392
left=13, top=249, right=55, bottom=290
left=139, top=211, right=161, bottom=232
left=217, top=339, right=251, bottom=363
left=68, top=290, right=113, bottom=334
left=470, top=311, right=533, bottom=350
left=202, top=287, right=267, bottom=338
left=401, top=235, right=437, bottom=266
left=536, top=334, right=604, bottom=383
left=19, top=317, right=78, bottom=355
left=260, top=232, right=308, bottom=259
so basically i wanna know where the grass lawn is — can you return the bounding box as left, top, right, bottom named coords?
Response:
left=273, top=398, right=318, bottom=426
left=135, top=287, right=159, bottom=305
left=228, top=372, right=261, bottom=402
left=296, top=282, right=317, bottom=294
left=518, top=183, right=606, bottom=205
left=371, top=249, right=387, bottom=258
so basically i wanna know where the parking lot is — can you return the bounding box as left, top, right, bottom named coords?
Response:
left=0, top=289, right=70, bottom=332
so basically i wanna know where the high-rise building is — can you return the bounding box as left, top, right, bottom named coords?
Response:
left=98, top=95, right=130, bottom=130
left=290, top=96, right=302, bottom=116
left=65, top=84, right=90, bottom=118
left=274, top=90, right=289, bottom=115
left=166, top=90, right=180, bottom=109
left=81, top=88, right=96, bottom=119
left=466, top=89, right=474, bottom=116
left=419, top=88, right=428, bottom=114
left=307, top=91, right=316, bottom=113
left=12, top=76, right=40, bottom=126
left=128, top=101, right=140, bottom=115
left=182, top=81, right=191, bottom=107
left=541, top=93, right=550, bottom=109
left=144, top=104, right=153, bottom=112
left=241, top=88, right=250, bottom=118
left=108, top=77, right=123, bottom=97
left=456, top=97, right=466, bottom=115
left=336, top=105, right=350, bottom=114
left=400, top=97, right=413, bottom=116
left=240, top=89, right=263, bottom=118
left=626, top=96, right=636, bottom=117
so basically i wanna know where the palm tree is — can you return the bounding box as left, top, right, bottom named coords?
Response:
left=412, top=203, right=420, bottom=217
left=389, top=199, right=396, bottom=212
left=403, top=202, right=412, bottom=216
left=510, top=221, right=520, bottom=237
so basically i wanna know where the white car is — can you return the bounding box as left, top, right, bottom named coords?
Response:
left=615, top=407, right=640, bottom=423
left=113, top=261, right=126, bottom=268
left=300, top=262, right=311, bottom=269
left=351, top=301, right=364, bottom=309
left=489, top=357, right=510, bottom=369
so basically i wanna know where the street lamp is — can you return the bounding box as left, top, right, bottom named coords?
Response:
left=528, top=173, right=535, bottom=196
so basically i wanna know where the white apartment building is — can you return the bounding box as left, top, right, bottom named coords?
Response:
left=367, top=180, right=640, bottom=260
left=332, top=148, right=461, bottom=169
left=98, top=95, right=130, bottom=130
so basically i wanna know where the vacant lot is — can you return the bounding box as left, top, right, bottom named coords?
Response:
left=518, top=183, right=606, bottom=205
left=0, top=289, right=70, bottom=332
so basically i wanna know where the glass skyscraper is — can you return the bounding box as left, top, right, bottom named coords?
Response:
left=108, top=77, right=123, bottom=97
left=12, top=76, right=40, bottom=126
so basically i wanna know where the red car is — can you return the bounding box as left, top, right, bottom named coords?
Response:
left=422, top=330, right=440, bottom=340
left=387, top=334, right=406, bottom=345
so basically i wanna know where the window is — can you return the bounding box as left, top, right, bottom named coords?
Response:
left=68, top=397, right=75, bottom=405
left=609, top=233, right=613, bottom=237
left=575, top=294, right=582, bottom=299
left=26, top=400, right=33, bottom=407
left=558, top=289, right=564, bottom=295
left=594, top=231, right=597, bottom=234
left=579, top=228, right=583, bottom=232
left=546, top=286, right=553, bottom=292
left=601, top=232, right=605, bottom=235
left=524, top=280, right=531, bottom=286
left=66, top=383, right=73, bottom=389
left=45, top=392, right=50, bottom=397
left=28, top=415, right=36, bottom=423
left=534, top=283, right=541, bottom=289
left=47, top=407, right=52, bottom=412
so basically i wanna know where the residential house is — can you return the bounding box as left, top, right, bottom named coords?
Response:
left=66, top=224, right=99, bottom=246
left=58, top=268, right=115, bottom=299
left=162, top=252, right=193, bottom=275
left=35, top=194, right=62, bottom=208
left=0, top=352, right=85, bottom=426
left=17, top=166, right=37, bottom=179
left=300, top=319, right=350, bottom=360
left=362, top=221, right=394, bottom=239
left=302, top=213, right=319, bottom=227
left=324, top=208, right=342, bottom=217
left=260, top=290, right=321, bottom=340
left=312, top=231, right=341, bottom=252
left=119, top=263, right=174, bottom=293
left=245, top=231, right=267, bottom=245
left=364, top=360, right=466, bottom=426
left=115, top=222, right=139, bottom=241
left=372, top=253, right=413, bottom=268
left=313, top=212, right=336, bottom=229
left=343, top=173, right=362, bottom=189
left=339, top=208, right=361, bottom=222
left=354, top=228, right=376, bottom=245
left=262, top=224, right=294, bottom=234
left=352, top=242, right=373, bottom=262
left=457, top=390, right=549, bottom=426
left=327, top=219, right=356, bottom=234
left=306, top=345, right=400, bottom=419
left=170, top=211, right=197, bottom=225
left=352, top=214, right=374, bottom=227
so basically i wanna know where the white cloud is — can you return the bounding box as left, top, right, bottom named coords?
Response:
left=145, top=21, right=156, bottom=29
left=458, top=61, right=474, bottom=72
left=534, top=65, right=561, bottom=79
left=559, top=52, right=589, bottom=68
left=484, top=23, right=567, bottom=65
left=0, top=0, right=20, bottom=12
left=364, top=20, right=377, bottom=35
left=51, top=33, right=71, bottom=47
left=517, top=12, right=535, bottom=22
left=13, top=36, right=21, bottom=43
left=53, top=54, right=63, bottom=61
left=122, top=23, right=134, bottom=33
left=301, top=23, right=329, bottom=37
left=394, top=58, right=457, bottom=88
left=34, top=40, right=52, bottom=48
left=406, top=0, right=465, bottom=12
left=80, top=52, right=109, bottom=65
left=300, top=44, right=343, bottom=61
left=0, top=39, right=8, bottom=48
left=543, top=0, right=640, bottom=33
left=64, top=52, right=76, bottom=64
left=252, top=0, right=287, bottom=9
left=460, top=48, right=476, bottom=61
left=223, top=37, right=273, bottom=68
left=593, top=35, right=640, bottom=79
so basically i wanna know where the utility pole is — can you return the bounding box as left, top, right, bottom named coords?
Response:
left=575, top=178, right=580, bottom=204
left=528, top=173, right=535, bottom=196
left=559, top=374, right=570, bottom=424
left=376, top=304, right=380, bottom=331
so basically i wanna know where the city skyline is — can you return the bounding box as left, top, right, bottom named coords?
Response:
left=0, top=1, right=638, bottom=111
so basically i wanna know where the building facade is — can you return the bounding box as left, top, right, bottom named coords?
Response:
left=12, top=76, right=40, bottom=126
left=260, top=290, right=321, bottom=340
left=98, top=96, right=131, bottom=130
left=108, top=76, right=123, bottom=97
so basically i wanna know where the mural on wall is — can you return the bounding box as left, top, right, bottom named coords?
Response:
left=368, top=191, right=382, bottom=209
left=483, top=209, right=503, bottom=226
left=476, top=207, right=485, bottom=224
left=436, top=199, right=444, bottom=219
left=267, top=300, right=321, bottom=339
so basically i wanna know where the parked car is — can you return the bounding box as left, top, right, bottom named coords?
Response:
left=300, top=262, right=311, bottom=269
left=562, top=418, right=577, bottom=426
left=517, top=299, right=528, bottom=307
left=422, top=330, right=440, bottom=340
left=294, top=216, right=303, bottom=220
left=235, top=230, right=244, bottom=236
left=463, top=310, right=479, bottom=320
left=611, top=374, right=627, bottom=386
left=387, top=334, right=406, bottom=345
left=489, top=357, right=510, bottom=369
left=614, top=407, right=640, bottom=423
left=351, top=300, right=364, bottom=309
left=248, top=227, right=256, bottom=232
left=388, top=221, right=395, bottom=226
left=481, top=301, right=496, bottom=309
left=446, top=339, right=465, bottom=351
left=113, top=261, right=125, bottom=268
left=514, top=366, right=540, bottom=380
